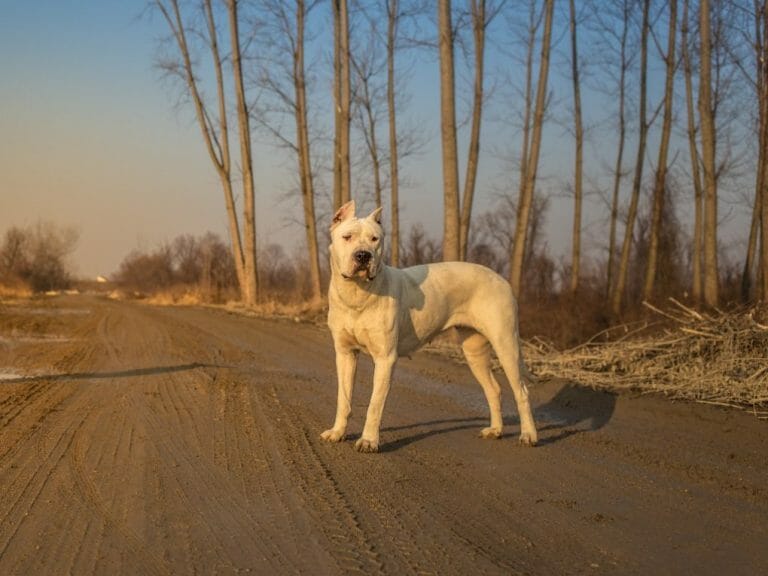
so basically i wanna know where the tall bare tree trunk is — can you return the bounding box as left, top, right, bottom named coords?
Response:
left=333, top=2, right=342, bottom=210
left=294, top=0, right=322, bottom=302
left=611, top=0, right=650, bottom=316
left=227, top=0, right=259, bottom=306
left=509, top=0, right=554, bottom=298
left=518, top=1, right=537, bottom=221
left=743, top=194, right=760, bottom=301
left=459, top=0, right=486, bottom=262
left=387, top=0, right=401, bottom=266
left=762, top=120, right=768, bottom=302
left=643, top=0, right=677, bottom=301
left=759, top=0, right=768, bottom=301
left=740, top=0, right=766, bottom=302
left=333, top=0, right=351, bottom=209
left=340, top=0, right=351, bottom=206
left=203, top=0, right=245, bottom=294
left=698, top=0, right=719, bottom=307
left=568, top=0, right=583, bottom=294
left=681, top=0, right=704, bottom=304
left=606, top=1, right=631, bottom=300
left=438, top=0, right=460, bottom=262
left=155, top=0, right=253, bottom=303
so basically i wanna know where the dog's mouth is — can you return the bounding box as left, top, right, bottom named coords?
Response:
left=342, top=262, right=378, bottom=282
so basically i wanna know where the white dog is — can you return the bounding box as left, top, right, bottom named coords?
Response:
left=321, top=201, right=538, bottom=452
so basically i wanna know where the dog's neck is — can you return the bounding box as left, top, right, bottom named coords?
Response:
left=329, top=261, right=388, bottom=311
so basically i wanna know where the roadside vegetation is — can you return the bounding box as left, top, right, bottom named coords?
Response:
left=0, top=222, right=79, bottom=297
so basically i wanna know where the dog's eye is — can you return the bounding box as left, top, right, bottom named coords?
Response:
left=342, top=234, right=352, bottom=242
left=370, top=236, right=379, bottom=242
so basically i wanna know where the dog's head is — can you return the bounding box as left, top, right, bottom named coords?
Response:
left=330, top=200, right=384, bottom=282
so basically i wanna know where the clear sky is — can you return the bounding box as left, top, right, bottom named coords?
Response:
left=0, top=1, right=752, bottom=280
left=1, top=1, right=237, bottom=278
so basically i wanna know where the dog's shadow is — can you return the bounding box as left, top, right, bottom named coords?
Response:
left=372, top=380, right=616, bottom=452
left=532, top=380, right=617, bottom=445
left=377, top=417, right=487, bottom=452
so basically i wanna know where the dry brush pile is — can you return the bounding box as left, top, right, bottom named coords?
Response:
left=524, top=299, right=768, bottom=418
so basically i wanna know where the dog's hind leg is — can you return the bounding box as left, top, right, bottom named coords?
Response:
left=482, top=322, right=538, bottom=446
left=459, top=330, right=504, bottom=439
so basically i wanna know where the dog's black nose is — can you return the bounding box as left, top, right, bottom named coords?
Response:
left=354, top=250, right=372, bottom=265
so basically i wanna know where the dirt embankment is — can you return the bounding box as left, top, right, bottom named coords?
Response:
left=1, top=296, right=766, bottom=575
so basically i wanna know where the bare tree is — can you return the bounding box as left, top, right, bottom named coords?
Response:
left=154, top=0, right=259, bottom=305
left=611, top=0, right=651, bottom=316
left=568, top=0, right=584, bottom=294
left=739, top=0, right=764, bottom=302
left=601, top=0, right=633, bottom=300
left=681, top=0, right=704, bottom=304
left=760, top=0, right=768, bottom=302
left=294, top=0, right=322, bottom=301
left=458, top=0, right=491, bottom=262
left=252, top=0, right=323, bottom=302
left=386, top=0, right=402, bottom=265
left=333, top=0, right=352, bottom=209
left=742, top=0, right=768, bottom=301
left=400, top=223, right=442, bottom=266
left=0, top=222, right=79, bottom=292
left=699, top=0, right=719, bottom=307
left=509, top=0, right=555, bottom=298
left=438, top=0, right=461, bottom=262
left=351, top=30, right=386, bottom=210
left=643, top=0, right=678, bottom=301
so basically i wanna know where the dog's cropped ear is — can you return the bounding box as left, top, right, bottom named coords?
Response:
left=331, top=200, right=356, bottom=229
left=368, top=206, right=383, bottom=225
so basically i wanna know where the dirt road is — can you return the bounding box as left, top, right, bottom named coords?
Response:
left=0, top=296, right=766, bottom=575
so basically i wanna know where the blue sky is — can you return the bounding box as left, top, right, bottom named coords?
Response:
left=0, top=1, right=753, bottom=279
left=1, top=1, right=230, bottom=277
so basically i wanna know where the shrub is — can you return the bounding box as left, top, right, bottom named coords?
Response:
left=0, top=222, right=79, bottom=293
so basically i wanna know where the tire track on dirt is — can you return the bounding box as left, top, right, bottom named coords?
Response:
left=0, top=387, right=94, bottom=571
left=107, top=305, right=329, bottom=573
left=67, top=396, right=171, bottom=576
left=242, top=378, right=385, bottom=575
left=166, top=309, right=473, bottom=574
left=94, top=302, right=272, bottom=572
left=132, top=376, right=307, bottom=573
left=4, top=297, right=767, bottom=575
left=268, top=372, right=533, bottom=575
left=158, top=309, right=388, bottom=573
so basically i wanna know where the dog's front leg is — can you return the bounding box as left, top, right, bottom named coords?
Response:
left=355, top=353, right=396, bottom=453
left=321, top=348, right=358, bottom=443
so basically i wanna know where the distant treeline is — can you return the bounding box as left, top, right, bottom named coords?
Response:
left=0, top=222, right=79, bottom=292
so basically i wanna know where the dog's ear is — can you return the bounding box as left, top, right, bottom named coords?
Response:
left=331, top=200, right=356, bottom=229
left=368, top=206, right=383, bottom=225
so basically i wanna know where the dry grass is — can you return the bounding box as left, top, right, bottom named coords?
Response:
left=523, top=299, right=768, bottom=418
left=225, top=298, right=327, bottom=325
left=0, top=281, right=33, bottom=300
left=145, top=288, right=206, bottom=307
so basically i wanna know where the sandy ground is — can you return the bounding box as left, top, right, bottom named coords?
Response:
left=0, top=295, right=766, bottom=575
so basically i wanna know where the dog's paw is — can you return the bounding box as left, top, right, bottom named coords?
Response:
left=320, top=428, right=345, bottom=443
left=518, top=432, right=538, bottom=447
left=480, top=427, right=502, bottom=439
left=354, top=438, right=379, bottom=453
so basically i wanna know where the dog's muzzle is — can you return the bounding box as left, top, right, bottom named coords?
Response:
left=354, top=250, right=372, bottom=267
left=342, top=250, right=377, bottom=281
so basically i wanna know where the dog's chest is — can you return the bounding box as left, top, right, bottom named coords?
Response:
left=330, top=305, right=394, bottom=357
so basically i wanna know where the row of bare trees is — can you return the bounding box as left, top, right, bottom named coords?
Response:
left=153, top=0, right=768, bottom=315
left=114, top=233, right=237, bottom=297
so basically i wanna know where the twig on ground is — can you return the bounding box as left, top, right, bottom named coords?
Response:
left=523, top=304, right=768, bottom=417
